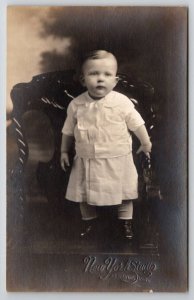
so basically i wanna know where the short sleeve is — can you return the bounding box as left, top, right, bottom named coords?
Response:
left=62, top=102, right=76, bottom=136
left=125, top=106, right=145, bottom=132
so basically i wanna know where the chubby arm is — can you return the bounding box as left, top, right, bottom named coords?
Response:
left=60, top=134, right=74, bottom=171
left=133, top=125, right=152, bottom=156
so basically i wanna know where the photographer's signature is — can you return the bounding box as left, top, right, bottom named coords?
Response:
left=83, top=256, right=157, bottom=284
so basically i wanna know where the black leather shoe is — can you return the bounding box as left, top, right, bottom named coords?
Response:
left=80, top=219, right=97, bottom=238
left=122, top=219, right=134, bottom=240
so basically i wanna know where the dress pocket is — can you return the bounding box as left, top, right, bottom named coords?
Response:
left=74, top=125, right=89, bottom=143
left=102, top=106, right=123, bottom=124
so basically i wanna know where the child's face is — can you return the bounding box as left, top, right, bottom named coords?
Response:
left=82, top=57, right=118, bottom=99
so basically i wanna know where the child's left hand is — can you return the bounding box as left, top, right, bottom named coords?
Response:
left=136, top=142, right=152, bottom=157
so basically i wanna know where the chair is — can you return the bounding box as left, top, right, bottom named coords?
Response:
left=8, top=70, right=161, bottom=249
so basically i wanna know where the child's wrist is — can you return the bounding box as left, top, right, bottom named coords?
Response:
left=141, top=141, right=152, bottom=146
left=141, top=142, right=152, bottom=152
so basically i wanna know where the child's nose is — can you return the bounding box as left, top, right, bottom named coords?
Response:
left=97, top=74, right=105, bottom=81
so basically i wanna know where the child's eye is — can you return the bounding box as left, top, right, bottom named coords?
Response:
left=105, top=73, right=112, bottom=77
left=89, top=71, right=98, bottom=76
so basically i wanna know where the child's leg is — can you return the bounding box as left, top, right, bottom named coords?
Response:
left=79, top=203, right=98, bottom=238
left=117, top=200, right=134, bottom=239
left=79, top=202, right=98, bottom=220
left=117, top=200, right=133, bottom=220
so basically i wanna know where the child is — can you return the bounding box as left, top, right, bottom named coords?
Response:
left=60, top=50, right=152, bottom=240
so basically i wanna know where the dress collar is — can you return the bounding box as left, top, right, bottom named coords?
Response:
left=86, top=91, right=118, bottom=107
left=85, top=91, right=105, bottom=103
left=76, top=90, right=118, bottom=107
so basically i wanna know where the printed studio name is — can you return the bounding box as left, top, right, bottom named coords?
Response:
left=83, top=256, right=157, bottom=283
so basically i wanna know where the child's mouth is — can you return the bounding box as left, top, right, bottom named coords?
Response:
left=96, top=86, right=105, bottom=90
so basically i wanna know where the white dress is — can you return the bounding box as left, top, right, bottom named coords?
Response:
left=62, top=91, right=145, bottom=206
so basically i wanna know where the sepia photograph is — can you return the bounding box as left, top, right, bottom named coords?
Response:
left=6, top=6, right=188, bottom=292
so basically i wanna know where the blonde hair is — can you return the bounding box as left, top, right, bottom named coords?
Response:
left=82, top=50, right=118, bottom=71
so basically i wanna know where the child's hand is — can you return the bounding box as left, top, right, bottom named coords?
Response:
left=136, top=142, right=152, bottom=158
left=60, top=152, right=70, bottom=171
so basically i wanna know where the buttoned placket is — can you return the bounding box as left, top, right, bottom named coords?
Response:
left=86, top=99, right=104, bottom=144
left=84, top=98, right=105, bottom=203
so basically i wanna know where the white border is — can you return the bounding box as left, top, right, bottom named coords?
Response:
left=1, top=1, right=193, bottom=299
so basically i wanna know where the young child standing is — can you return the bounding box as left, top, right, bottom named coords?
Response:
left=60, top=50, right=152, bottom=240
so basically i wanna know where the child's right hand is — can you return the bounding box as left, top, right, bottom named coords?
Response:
left=60, top=152, right=70, bottom=171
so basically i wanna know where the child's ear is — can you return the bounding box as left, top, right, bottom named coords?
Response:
left=114, top=76, right=119, bottom=87
left=80, top=75, right=86, bottom=86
